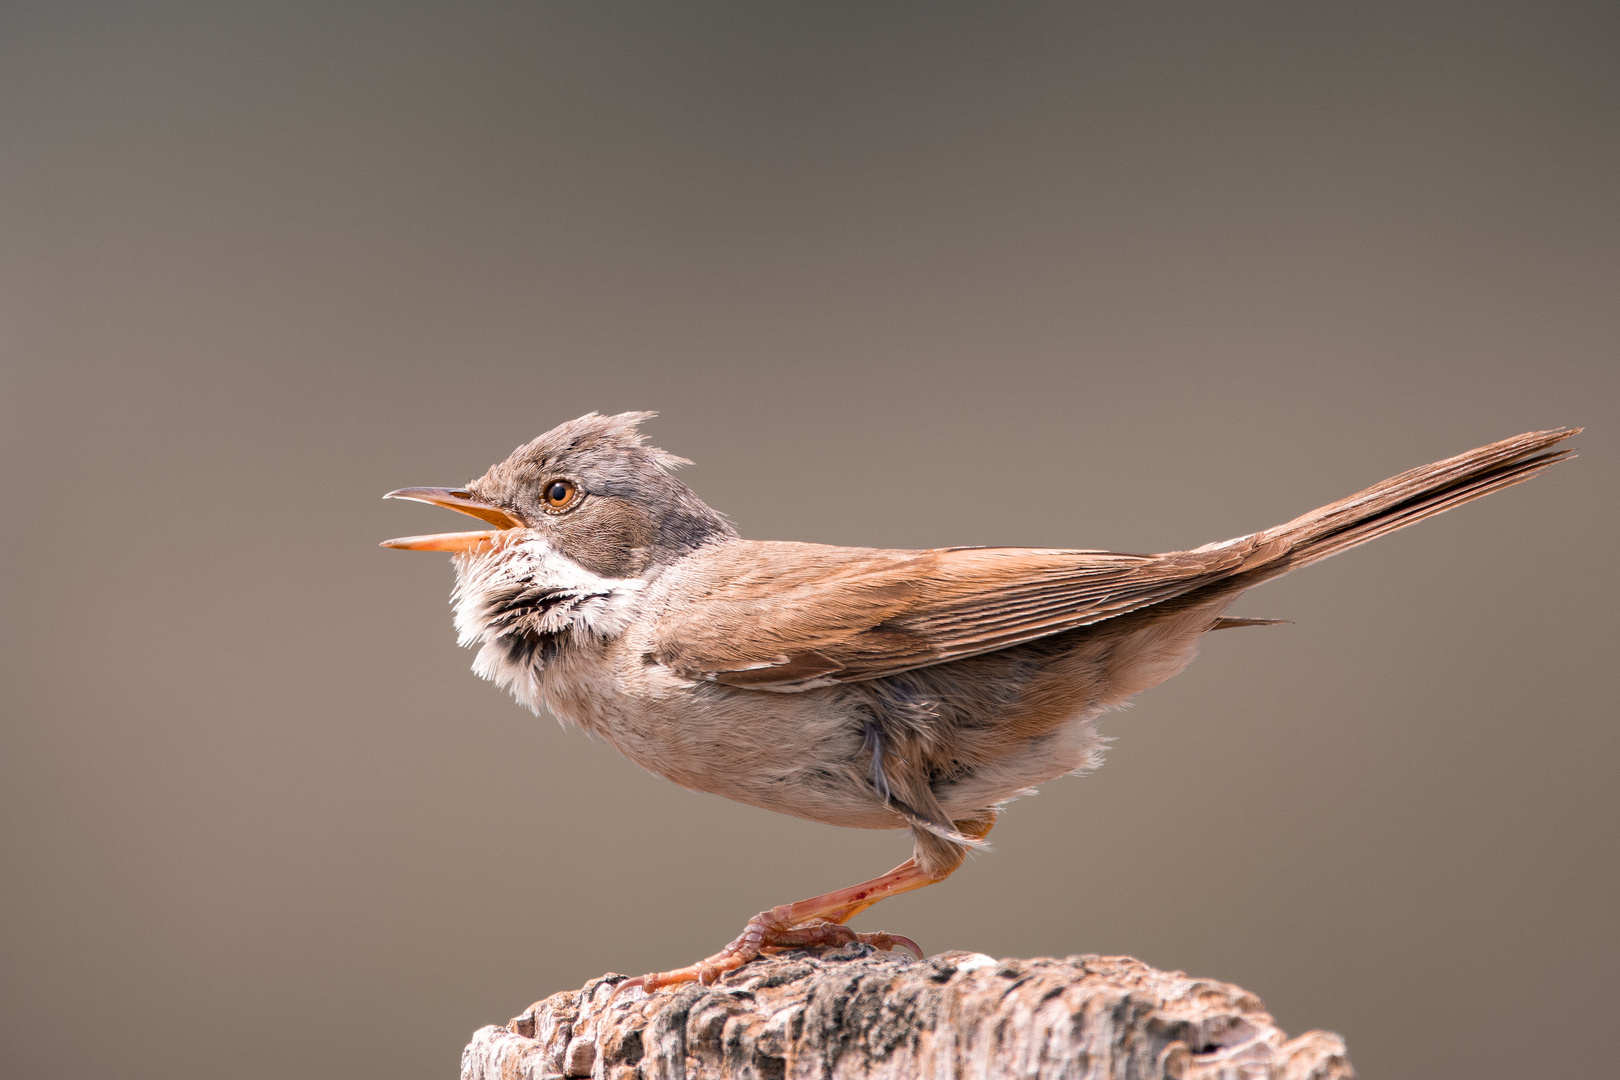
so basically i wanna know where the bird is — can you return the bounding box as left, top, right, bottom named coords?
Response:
left=382, top=413, right=1577, bottom=992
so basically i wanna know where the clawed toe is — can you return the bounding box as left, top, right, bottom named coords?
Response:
left=861, top=931, right=923, bottom=960
left=777, top=920, right=923, bottom=961
left=614, top=913, right=923, bottom=996
left=608, top=974, right=645, bottom=1001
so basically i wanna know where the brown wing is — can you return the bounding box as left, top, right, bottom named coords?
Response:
left=651, top=427, right=1580, bottom=691
left=649, top=537, right=1272, bottom=689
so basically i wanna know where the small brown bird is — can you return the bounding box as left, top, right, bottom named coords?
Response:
left=383, top=414, right=1576, bottom=992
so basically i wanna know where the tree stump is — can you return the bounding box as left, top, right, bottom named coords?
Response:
left=461, top=944, right=1353, bottom=1079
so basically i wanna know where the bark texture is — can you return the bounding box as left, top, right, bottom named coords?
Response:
left=462, top=945, right=1353, bottom=1080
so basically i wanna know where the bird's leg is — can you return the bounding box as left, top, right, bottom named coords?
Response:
left=616, top=858, right=937, bottom=994
left=617, top=816, right=995, bottom=994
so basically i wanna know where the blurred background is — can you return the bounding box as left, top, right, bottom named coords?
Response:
left=3, top=3, right=1616, bottom=1078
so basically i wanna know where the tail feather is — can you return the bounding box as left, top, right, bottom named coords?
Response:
left=1081, top=427, right=1576, bottom=711
left=1249, top=427, right=1578, bottom=581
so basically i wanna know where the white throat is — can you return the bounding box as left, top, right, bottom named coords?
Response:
left=449, top=534, right=645, bottom=714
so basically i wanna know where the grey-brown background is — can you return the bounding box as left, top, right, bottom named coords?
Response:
left=3, top=3, right=1616, bottom=1078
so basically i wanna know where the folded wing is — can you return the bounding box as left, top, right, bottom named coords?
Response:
left=650, top=427, right=1578, bottom=691
left=650, top=537, right=1275, bottom=689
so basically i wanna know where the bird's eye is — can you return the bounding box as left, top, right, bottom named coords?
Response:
left=542, top=479, right=579, bottom=511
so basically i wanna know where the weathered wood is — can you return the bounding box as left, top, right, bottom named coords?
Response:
left=462, top=945, right=1353, bottom=1079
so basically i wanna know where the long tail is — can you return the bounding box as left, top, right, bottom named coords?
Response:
left=1089, top=427, right=1577, bottom=707
left=1198, top=428, right=1580, bottom=600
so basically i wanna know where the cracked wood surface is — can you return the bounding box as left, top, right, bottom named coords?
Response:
left=462, top=946, right=1353, bottom=1079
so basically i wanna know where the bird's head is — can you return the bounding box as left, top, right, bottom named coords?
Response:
left=381, top=410, right=734, bottom=578
left=382, top=412, right=736, bottom=707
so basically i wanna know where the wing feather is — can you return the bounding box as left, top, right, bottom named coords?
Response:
left=649, top=539, right=1265, bottom=689
left=646, top=428, right=1579, bottom=690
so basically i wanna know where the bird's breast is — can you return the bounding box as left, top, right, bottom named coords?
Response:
left=534, top=640, right=904, bottom=831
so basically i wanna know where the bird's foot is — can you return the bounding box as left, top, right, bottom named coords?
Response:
left=615, top=905, right=922, bottom=996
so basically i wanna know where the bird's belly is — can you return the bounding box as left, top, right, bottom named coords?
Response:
left=538, top=648, right=903, bottom=831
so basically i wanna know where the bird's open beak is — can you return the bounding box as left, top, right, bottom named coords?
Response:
left=380, top=487, right=525, bottom=552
